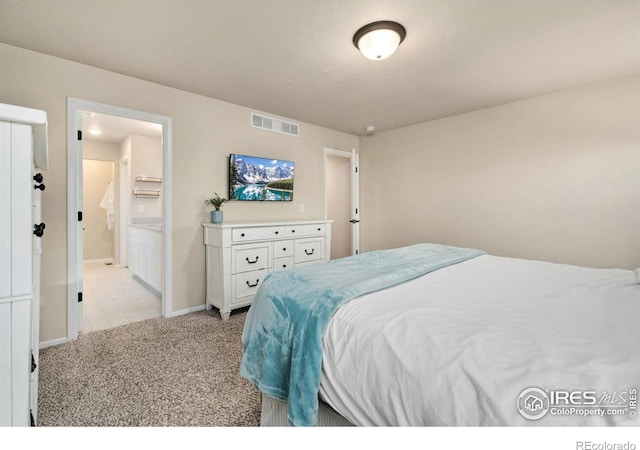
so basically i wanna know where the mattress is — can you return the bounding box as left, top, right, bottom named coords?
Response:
left=319, top=254, right=640, bottom=426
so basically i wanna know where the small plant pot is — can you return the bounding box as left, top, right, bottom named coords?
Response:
left=211, top=210, right=223, bottom=223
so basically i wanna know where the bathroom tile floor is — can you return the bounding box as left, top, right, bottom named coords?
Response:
left=82, top=260, right=162, bottom=333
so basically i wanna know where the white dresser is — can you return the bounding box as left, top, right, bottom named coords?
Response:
left=0, top=103, right=48, bottom=426
left=203, top=220, right=332, bottom=320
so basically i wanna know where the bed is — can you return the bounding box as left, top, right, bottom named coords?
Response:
left=240, top=243, right=640, bottom=427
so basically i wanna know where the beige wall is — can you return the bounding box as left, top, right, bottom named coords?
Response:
left=2, top=40, right=636, bottom=343
left=129, top=135, right=163, bottom=220
left=326, top=154, right=352, bottom=259
left=84, top=139, right=121, bottom=263
left=84, top=139, right=121, bottom=162
left=360, top=75, right=640, bottom=270
left=82, top=159, right=115, bottom=261
left=0, top=43, right=358, bottom=343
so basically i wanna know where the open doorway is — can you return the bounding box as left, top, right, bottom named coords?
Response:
left=67, top=99, right=173, bottom=341
left=324, top=148, right=360, bottom=258
left=81, top=113, right=163, bottom=332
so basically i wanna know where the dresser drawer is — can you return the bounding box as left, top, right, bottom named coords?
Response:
left=285, top=223, right=326, bottom=238
left=232, top=244, right=270, bottom=273
left=273, top=240, right=294, bottom=258
left=294, top=238, right=324, bottom=264
left=233, top=269, right=268, bottom=303
left=232, top=226, right=284, bottom=242
left=273, top=256, right=294, bottom=271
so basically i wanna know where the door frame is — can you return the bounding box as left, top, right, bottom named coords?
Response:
left=117, top=156, right=130, bottom=267
left=323, top=147, right=360, bottom=256
left=66, top=98, right=173, bottom=341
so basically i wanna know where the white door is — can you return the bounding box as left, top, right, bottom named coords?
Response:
left=76, top=123, right=84, bottom=334
left=324, top=148, right=360, bottom=257
left=350, top=149, right=360, bottom=255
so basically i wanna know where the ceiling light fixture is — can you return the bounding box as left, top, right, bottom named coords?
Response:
left=88, top=128, right=102, bottom=136
left=353, top=20, right=406, bottom=60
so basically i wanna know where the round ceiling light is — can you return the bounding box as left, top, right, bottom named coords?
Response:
left=353, top=21, right=406, bottom=60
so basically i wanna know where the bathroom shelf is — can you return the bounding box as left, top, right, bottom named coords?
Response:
left=133, top=189, right=160, bottom=198
left=136, top=176, right=162, bottom=183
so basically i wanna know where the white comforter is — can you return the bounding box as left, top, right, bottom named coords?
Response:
left=320, top=255, right=640, bottom=426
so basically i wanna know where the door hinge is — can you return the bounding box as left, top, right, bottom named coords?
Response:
left=30, top=410, right=35, bottom=427
left=78, top=211, right=83, bottom=221
left=31, top=352, right=37, bottom=373
left=355, top=166, right=358, bottom=173
left=77, top=130, right=82, bottom=141
left=355, top=208, right=358, bottom=214
left=78, top=292, right=83, bottom=303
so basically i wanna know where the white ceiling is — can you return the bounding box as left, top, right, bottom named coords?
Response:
left=82, top=112, right=162, bottom=144
left=1, top=0, right=638, bottom=136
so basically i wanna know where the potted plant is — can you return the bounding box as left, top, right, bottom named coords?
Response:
left=205, top=193, right=228, bottom=223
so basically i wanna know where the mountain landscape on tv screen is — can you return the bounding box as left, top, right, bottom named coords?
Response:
left=230, top=154, right=294, bottom=201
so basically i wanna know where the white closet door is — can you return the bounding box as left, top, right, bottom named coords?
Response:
left=0, top=106, right=46, bottom=427
left=11, top=123, right=33, bottom=297
left=11, top=299, right=31, bottom=425
left=0, top=299, right=31, bottom=426
left=0, top=122, right=11, bottom=298
left=0, top=303, right=11, bottom=425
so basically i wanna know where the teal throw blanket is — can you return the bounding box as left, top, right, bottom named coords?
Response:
left=240, top=243, right=485, bottom=426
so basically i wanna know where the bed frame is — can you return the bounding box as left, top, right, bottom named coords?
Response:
left=260, top=393, right=354, bottom=427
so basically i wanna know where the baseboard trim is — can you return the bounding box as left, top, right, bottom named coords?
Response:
left=39, top=305, right=208, bottom=347
left=131, top=274, right=161, bottom=298
left=168, top=304, right=206, bottom=318
left=83, top=258, right=115, bottom=265
left=40, top=337, right=68, bottom=349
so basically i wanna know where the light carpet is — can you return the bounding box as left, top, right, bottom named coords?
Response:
left=37, top=309, right=261, bottom=426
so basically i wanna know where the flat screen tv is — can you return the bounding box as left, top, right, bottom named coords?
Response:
left=229, top=154, right=294, bottom=201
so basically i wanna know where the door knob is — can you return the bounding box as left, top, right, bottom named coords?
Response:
left=33, top=223, right=46, bottom=237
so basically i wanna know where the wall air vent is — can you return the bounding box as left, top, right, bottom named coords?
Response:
left=251, top=113, right=299, bottom=137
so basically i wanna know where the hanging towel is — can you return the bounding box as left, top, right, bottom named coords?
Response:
left=99, top=181, right=115, bottom=231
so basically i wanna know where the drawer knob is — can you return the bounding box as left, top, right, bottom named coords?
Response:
left=317, top=228, right=321, bottom=231
left=304, top=248, right=315, bottom=256
left=246, top=279, right=260, bottom=288
left=275, top=231, right=279, bottom=234
left=241, top=233, right=245, bottom=237
left=282, top=247, right=287, bottom=251
left=291, top=229, right=295, bottom=233
left=282, top=264, right=287, bottom=268
left=246, top=256, right=259, bottom=264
